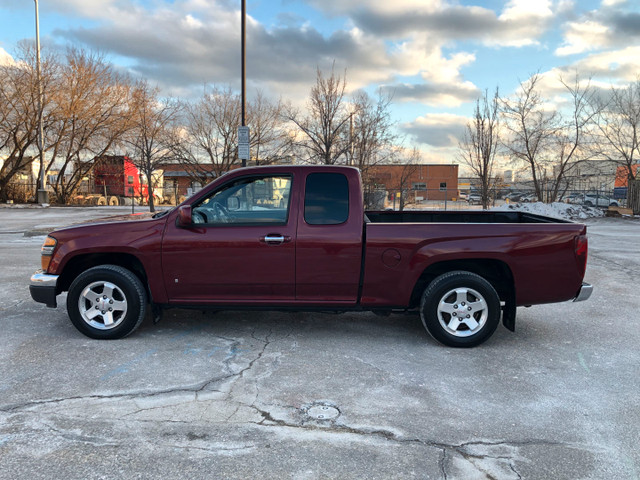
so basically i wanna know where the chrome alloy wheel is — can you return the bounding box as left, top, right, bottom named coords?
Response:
left=436, top=287, right=488, bottom=337
left=78, top=281, right=128, bottom=330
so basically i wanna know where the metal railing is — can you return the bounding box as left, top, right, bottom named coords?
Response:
left=366, top=187, right=628, bottom=211
left=2, top=182, right=631, bottom=211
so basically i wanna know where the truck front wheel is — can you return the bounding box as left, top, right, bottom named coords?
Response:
left=67, top=265, right=147, bottom=339
left=420, top=271, right=500, bottom=348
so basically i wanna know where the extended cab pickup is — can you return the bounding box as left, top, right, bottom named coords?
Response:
left=30, top=165, right=592, bottom=347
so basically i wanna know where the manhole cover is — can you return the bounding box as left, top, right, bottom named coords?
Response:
left=306, top=405, right=340, bottom=420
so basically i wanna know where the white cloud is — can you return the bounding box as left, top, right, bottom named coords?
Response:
left=555, top=5, right=640, bottom=57
left=303, top=0, right=443, bottom=16
left=573, top=46, right=640, bottom=81
left=303, top=0, right=554, bottom=48
left=379, top=39, right=479, bottom=107
left=501, top=45, right=640, bottom=118
left=499, top=0, right=553, bottom=22
left=555, top=20, right=610, bottom=56
left=44, top=0, right=486, bottom=108
left=0, top=46, right=14, bottom=65
left=401, top=113, right=468, bottom=148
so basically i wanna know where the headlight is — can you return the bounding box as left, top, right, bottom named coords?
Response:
left=41, top=235, right=57, bottom=272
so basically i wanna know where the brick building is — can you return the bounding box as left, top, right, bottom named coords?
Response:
left=160, top=163, right=219, bottom=197
left=367, top=164, right=459, bottom=204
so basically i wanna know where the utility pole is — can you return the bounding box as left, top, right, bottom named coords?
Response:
left=240, top=0, right=247, bottom=167
left=34, top=0, right=48, bottom=204
left=349, top=112, right=354, bottom=167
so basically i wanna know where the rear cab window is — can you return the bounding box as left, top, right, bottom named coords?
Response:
left=304, top=173, right=349, bottom=225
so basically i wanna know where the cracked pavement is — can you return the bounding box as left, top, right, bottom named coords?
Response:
left=0, top=207, right=639, bottom=479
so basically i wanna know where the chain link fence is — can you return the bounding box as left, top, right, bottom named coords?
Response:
left=2, top=181, right=186, bottom=206
left=366, top=187, right=629, bottom=211
left=2, top=180, right=633, bottom=212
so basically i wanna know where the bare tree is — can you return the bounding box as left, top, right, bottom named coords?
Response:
left=348, top=90, right=397, bottom=174
left=0, top=43, right=56, bottom=201
left=247, top=91, right=293, bottom=165
left=458, top=88, right=500, bottom=209
left=503, top=73, right=601, bottom=203
left=0, top=58, right=37, bottom=201
left=591, top=79, right=640, bottom=185
left=501, top=74, right=560, bottom=201
left=285, top=65, right=351, bottom=164
left=126, top=80, right=179, bottom=212
left=174, top=86, right=241, bottom=182
left=547, top=74, right=599, bottom=202
left=390, top=147, right=421, bottom=211
left=174, top=86, right=292, bottom=185
left=44, top=48, right=133, bottom=204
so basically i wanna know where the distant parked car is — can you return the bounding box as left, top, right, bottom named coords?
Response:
left=565, top=193, right=583, bottom=204
left=568, top=193, right=619, bottom=208
left=583, top=193, right=619, bottom=208
left=519, top=193, right=538, bottom=203
left=504, top=192, right=524, bottom=202
left=467, top=193, right=482, bottom=205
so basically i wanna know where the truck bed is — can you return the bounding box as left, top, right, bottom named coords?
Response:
left=361, top=212, right=586, bottom=308
left=365, top=210, right=570, bottom=224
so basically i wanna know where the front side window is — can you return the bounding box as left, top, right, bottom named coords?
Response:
left=192, top=175, right=291, bottom=225
left=304, top=173, right=349, bottom=225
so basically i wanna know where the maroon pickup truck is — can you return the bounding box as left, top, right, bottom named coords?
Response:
left=30, top=165, right=592, bottom=347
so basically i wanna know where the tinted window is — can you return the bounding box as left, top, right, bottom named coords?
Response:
left=304, top=173, right=349, bottom=225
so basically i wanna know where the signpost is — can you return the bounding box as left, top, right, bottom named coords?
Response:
left=238, top=126, right=250, bottom=162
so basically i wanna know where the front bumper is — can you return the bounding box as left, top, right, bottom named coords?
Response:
left=573, top=282, right=593, bottom=302
left=30, top=270, right=59, bottom=308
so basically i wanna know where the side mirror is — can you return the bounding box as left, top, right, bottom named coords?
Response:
left=227, top=197, right=240, bottom=211
left=177, top=205, right=192, bottom=227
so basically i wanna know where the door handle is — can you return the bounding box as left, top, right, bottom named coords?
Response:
left=260, top=234, right=291, bottom=245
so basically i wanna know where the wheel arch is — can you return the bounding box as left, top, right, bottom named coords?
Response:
left=409, top=258, right=515, bottom=309
left=57, top=253, right=150, bottom=299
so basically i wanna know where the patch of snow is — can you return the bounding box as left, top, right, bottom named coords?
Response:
left=492, top=202, right=605, bottom=220
left=3, top=234, right=46, bottom=243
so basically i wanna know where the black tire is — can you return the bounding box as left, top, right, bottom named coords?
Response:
left=420, top=271, right=500, bottom=348
left=67, top=265, right=147, bottom=339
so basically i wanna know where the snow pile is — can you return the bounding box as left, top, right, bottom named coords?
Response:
left=492, top=202, right=605, bottom=220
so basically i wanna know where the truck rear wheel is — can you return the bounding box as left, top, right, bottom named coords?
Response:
left=67, top=265, right=147, bottom=339
left=420, top=271, right=500, bottom=348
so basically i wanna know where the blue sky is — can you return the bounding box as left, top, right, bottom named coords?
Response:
left=1, top=0, right=639, bottom=162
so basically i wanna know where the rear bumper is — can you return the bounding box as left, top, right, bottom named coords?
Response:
left=573, top=282, right=593, bottom=302
left=29, top=270, right=59, bottom=308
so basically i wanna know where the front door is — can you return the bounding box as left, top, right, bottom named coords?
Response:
left=162, top=174, right=296, bottom=304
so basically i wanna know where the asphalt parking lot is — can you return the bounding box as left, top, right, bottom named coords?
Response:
left=0, top=206, right=639, bottom=479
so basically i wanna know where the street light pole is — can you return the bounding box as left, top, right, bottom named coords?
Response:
left=34, top=0, right=48, bottom=204
left=241, top=0, right=246, bottom=167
